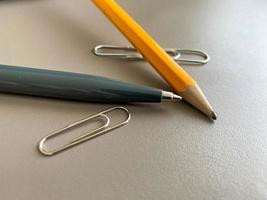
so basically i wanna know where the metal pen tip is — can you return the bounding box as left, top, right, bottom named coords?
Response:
left=161, top=91, right=182, bottom=101
left=173, top=94, right=182, bottom=101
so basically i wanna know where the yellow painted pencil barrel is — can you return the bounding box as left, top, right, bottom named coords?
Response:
left=92, top=0, right=217, bottom=120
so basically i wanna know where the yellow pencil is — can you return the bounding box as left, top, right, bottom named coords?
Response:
left=92, top=0, right=217, bottom=120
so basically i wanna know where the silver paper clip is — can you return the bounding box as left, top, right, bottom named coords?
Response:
left=38, top=106, right=131, bottom=156
left=93, top=45, right=210, bottom=65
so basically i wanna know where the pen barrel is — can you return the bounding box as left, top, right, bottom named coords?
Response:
left=0, top=65, right=162, bottom=103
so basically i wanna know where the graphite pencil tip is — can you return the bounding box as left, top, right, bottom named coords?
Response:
left=211, top=111, right=217, bottom=120
left=180, top=83, right=217, bottom=120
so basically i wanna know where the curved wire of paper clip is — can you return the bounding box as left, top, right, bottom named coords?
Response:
left=93, top=45, right=210, bottom=65
left=38, top=106, right=131, bottom=156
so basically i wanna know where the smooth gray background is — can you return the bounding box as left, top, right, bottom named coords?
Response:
left=0, top=0, right=266, bottom=199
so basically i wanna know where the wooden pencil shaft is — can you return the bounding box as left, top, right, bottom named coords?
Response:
left=92, top=0, right=216, bottom=119
left=92, top=0, right=195, bottom=92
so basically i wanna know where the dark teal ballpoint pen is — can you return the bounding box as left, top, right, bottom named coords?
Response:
left=0, top=64, right=181, bottom=103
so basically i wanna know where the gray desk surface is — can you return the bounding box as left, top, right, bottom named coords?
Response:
left=0, top=0, right=266, bottom=199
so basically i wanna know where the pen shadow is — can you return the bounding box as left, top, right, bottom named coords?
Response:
left=0, top=93, right=214, bottom=125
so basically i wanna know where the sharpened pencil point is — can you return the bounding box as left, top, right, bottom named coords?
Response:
left=211, top=111, right=217, bottom=120
left=180, top=84, right=216, bottom=120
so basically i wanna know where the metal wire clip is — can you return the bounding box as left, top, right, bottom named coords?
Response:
left=38, top=106, right=131, bottom=156
left=93, top=45, right=210, bottom=65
